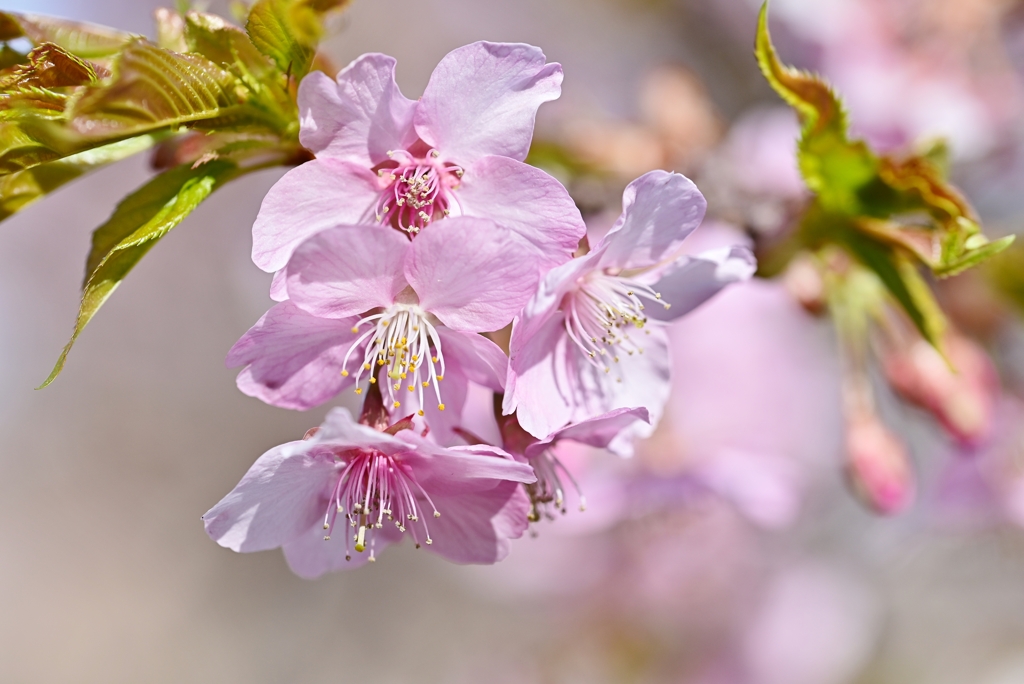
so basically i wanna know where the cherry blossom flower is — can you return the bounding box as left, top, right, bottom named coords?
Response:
left=251, top=41, right=585, bottom=274
left=202, top=407, right=535, bottom=578
left=503, top=170, right=756, bottom=450
left=229, top=217, right=535, bottom=440
left=493, top=407, right=650, bottom=522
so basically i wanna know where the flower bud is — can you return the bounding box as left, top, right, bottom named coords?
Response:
left=884, top=336, right=996, bottom=444
left=844, top=413, right=915, bottom=515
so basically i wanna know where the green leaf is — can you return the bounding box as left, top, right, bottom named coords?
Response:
left=246, top=0, right=315, bottom=79
left=0, top=12, right=134, bottom=59
left=0, top=134, right=159, bottom=221
left=69, top=40, right=243, bottom=140
left=842, top=227, right=947, bottom=352
left=40, top=159, right=240, bottom=388
left=183, top=11, right=274, bottom=76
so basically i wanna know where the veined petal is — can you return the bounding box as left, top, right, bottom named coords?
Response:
left=598, top=170, right=707, bottom=271
left=397, top=436, right=537, bottom=491
left=286, top=225, right=411, bottom=319
left=504, top=309, right=574, bottom=437
left=436, top=328, right=508, bottom=392
left=456, top=156, right=586, bottom=272
left=426, top=483, right=531, bottom=564
left=228, top=302, right=360, bottom=410
left=524, top=407, right=651, bottom=460
left=251, top=159, right=381, bottom=272
left=405, top=217, right=540, bottom=332
left=202, top=441, right=339, bottom=553
left=282, top=519, right=403, bottom=578
left=298, top=55, right=417, bottom=167
left=641, top=245, right=757, bottom=323
left=415, top=42, right=562, bottom=164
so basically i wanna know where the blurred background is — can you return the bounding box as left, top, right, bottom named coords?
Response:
left=3, top=0, right=1024, bottom=682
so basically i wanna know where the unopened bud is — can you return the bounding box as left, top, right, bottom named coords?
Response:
left=884, top=336, right=996, bottom=444
left=844, top=413, right=915, bottom=515
left=783, top=255, right=826, bottom=315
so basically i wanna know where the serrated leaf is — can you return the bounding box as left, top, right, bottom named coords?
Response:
left=0, top=12, right=133, bottom=59
left=246, top=0, right=315, bottom=79
left=184, top=11, right=273, bottom=75
left=0, top=43, right=101, bottom=90
left=69, top=40, right=242, bottom=139
left=40, top=159, right=240, bottom=388
left=0, top=134, right=159, bottom=222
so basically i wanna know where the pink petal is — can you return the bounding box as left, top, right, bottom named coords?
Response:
left=282, top=520, right=403, bottom=578
left=268, top=268, right=288, bottom=302
left=455, top=155, right=586, bottom=272
left=598, top=170, right=707, bottom=271
left=397, top=437, right=537, bottom=492
left=504, top=308, right=574, bottom=438
left=642, top=245, right=757, bottom=323
left=251, top=159, right=381, bottom=272
left=415, top=42, right=562, bottom=164
left=297, top=55, right=417, bottom=166
left=525, top=407, right=651, bottom=459
left=405, top=217, right=539, bottom=332
left=426, top=483, right=531, bottom=564
left=436, top=328, right=508, bottom=392
left=202, top=441, right=338, bottom=553
left=228, top=302, right=360, bottom=410
left=286, top=225, right=411, bottom=319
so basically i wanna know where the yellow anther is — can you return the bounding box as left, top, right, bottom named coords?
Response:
left=438, top=404, right=446, bottom=411
left=393, top=383, right=400, bottom=391
left=431, top=356, right=438, bottom=363
left=363, top=363, right=371, bottom=370
left=341, top=370, right=349, bottom=377
left=422, top=381, right=429, bottom=387
left=437, top=375, right=444, bottom=381
left=369, top=377, right=377, bottom=384
left=418, top=410, right=425, bottom=416
left=408, top=386, right=414, bottom=392
left=351, top=326, right=359, bottom=334
left=393, top=401, right=401, bottom=408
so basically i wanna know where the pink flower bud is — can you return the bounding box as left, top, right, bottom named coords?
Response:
left=844, top=413, right=915, bottom=515
left=884, top=336, right=997, bottom=444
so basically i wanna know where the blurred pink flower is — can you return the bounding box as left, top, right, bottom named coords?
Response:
left=844, top=411, right=915, bottom=515
left=203, top=407, right=535, bottom=577
left=251, top=42, right=584, bottom=273
left=504, top=171, right=755, bottom=451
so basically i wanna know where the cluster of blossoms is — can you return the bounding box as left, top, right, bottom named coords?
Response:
left=202, top=42, right=755, bottom=577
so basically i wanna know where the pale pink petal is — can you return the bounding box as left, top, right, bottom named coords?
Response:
left=405, top=217, right=539, bottom=332
left=437, top=328, right=508, bottom=392
left=426, top=483, right=531, bottom=564
left=525, top=407, right=651, bottom=459
left=642, top=245, right=757, bottom=322
left=397, top=437, right=537, bottom=492
left=282, top=520, right=403, bottom=578
left=297, top=55, right=417, bottom=166
left=202, top=441, right=338, bottom=552
left=415, top=42, right=562, bottom=164
left=504, top=309, right=574, bottom=438
left=598, top=170, right=707, bottom=270
left=315, top=406, right=412, bottom=456
left=454, top=156, right=585, bottom=271
left=268, top=268, right=288, bottom=302
left=391, top=360, right=470, bottom=448
left=228, top=302, right=360, bottom=410
left=286, top=225, right=410, bottom=318
left=251, top=159, right=380, bottom=272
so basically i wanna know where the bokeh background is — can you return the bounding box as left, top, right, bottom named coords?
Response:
left=3, top=0, right=1024, bottom=682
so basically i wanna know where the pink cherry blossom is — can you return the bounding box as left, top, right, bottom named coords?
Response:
left=503, top=170, right=756, bottom=449
left=494, top=407, right=650, bottom=521
left=203, top=407, right=535, bottom=577
left=251, top=42, right=585, bottom=274
left=229, top=217, right=534, bottom=440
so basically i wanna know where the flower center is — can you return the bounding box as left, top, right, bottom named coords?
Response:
left=375, top=148, right=464, bottom=235
left=341, top=304, right=447, bottom=414
left=525, top=450, right=586, bottom=523
left=321, top=449, right=440, bottom=562
left=562, top=271, right=670, bottom=373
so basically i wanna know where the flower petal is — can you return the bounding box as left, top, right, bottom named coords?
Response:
left=251, top=159, right=381, bottom=272
left=524, top=407, right=651, bottom=459
left=228, top=301, right=360, bottom=410
left=405, top=217, right=540, bottom=332
left=415, top=42, right=562, bottom=164
left=436, top=328, right=508, bottom=392
left=397, top=437, right=537, bottom=492
left=286, top=225, right=411, bottom=319
left=455, top=155, right=586, bottom=272
left=202, top=441, right=338, bottom=553
left=282, top=519, right=403, bottom=578
left=642, top=245, right=757, bottom=322
left=426, top=483, right=531, bottom=564
left=297, top=55, right=417, bottom=166
left=598, top=170, right=707, bottom=271
left=504, top=308, right=574, bottom=438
